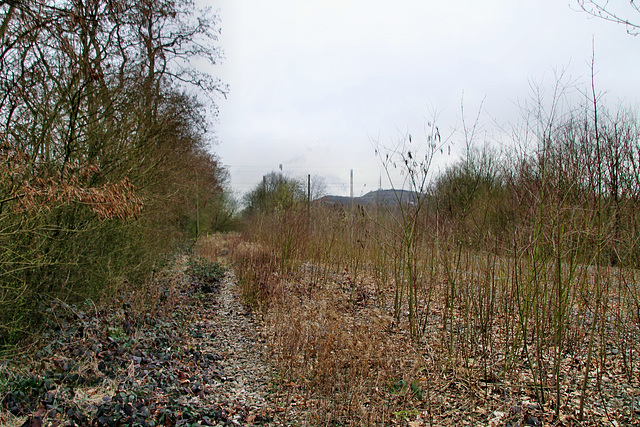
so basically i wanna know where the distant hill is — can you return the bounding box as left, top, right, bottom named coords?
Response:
left=316, top=189, right=417, bottom=206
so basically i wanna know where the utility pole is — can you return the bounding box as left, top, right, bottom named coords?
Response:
left=307, top=174, right=311, bottom=228
left=377, top=174, right=381, bottom=210
left=195, top=171, right=199, bottom=238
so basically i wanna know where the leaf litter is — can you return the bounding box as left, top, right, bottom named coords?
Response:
left=0, top=253, right=289, bottom=427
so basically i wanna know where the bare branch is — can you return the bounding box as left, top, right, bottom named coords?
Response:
left=576, top=0, right=640, bottom=35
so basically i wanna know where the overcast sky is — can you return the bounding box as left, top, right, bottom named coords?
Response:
left=205, top=0, right=640, bottom=197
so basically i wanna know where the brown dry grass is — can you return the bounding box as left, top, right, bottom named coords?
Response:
left=227, top=226, right=640, bottom=426
left=265, top=274, right=414, bottom=425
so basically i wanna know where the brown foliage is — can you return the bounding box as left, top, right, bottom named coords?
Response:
left=0, top=143, right=142, bottom=220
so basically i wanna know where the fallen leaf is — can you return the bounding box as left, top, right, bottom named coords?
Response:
left=20, top=416, right=43, bottom=427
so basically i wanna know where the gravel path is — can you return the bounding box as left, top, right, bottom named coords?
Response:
left=194, top=271, right=278, bottom=426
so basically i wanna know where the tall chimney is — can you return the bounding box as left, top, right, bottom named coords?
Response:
left=350, top=169, right=353, bottom=199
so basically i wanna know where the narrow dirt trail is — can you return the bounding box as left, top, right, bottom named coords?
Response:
left=193, top=270, right=279, bottom=425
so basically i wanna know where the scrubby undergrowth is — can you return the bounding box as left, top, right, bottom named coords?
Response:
left=230, top=230, right=640, bottom=426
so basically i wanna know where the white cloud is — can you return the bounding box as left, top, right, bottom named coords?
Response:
left=208, top=0, right=640, bottom=195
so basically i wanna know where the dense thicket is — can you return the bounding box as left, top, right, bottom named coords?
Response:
left=0, top=0, right=231, bottom=345
left=432, top=103, right=640, bottom=266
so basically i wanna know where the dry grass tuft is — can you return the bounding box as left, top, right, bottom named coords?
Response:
left=266, top=274, right=418, bottom=425
left=229, top=237, right=281, bottom=310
